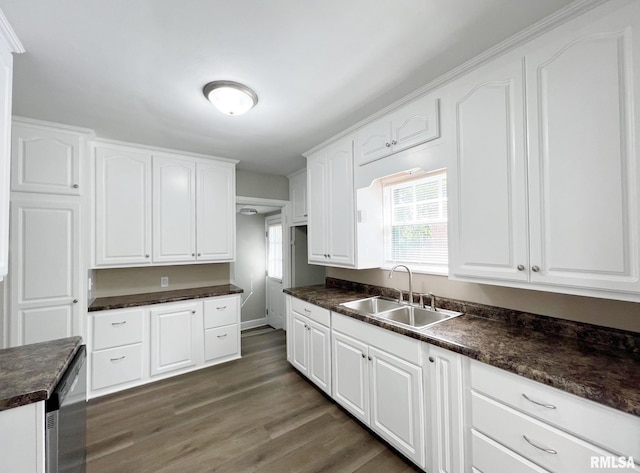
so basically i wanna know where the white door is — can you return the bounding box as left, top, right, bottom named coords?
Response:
left=150, top=302, right=199, bottom=376
left=196, top=162, right=235, bottom=261
left=95, top=146, right=152, bottom=266
left=265, top=215, right=284, bottom=329
left=289, top=170, right=307, bottom=224
left=9, top=199, right=80, bottom=346
left=332, top=330, right=369, bottom=424
left=326, top=138, right=355, bottom=266
left=369, top=346, right=424, bottom=467
left=152, top=156, right=196, bottom=263
left=290, top=312, right=308, bottom=375
left=526, top=6, right=640, bottom=293
left=307, top=319, right=331, bottom=395
left=307, top=152, right=327, bottom=263
left=11, top=124, right=81, bottom=195
left=447, top=56, right=529, bottom=282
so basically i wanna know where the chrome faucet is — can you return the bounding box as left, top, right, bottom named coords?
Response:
left=388, top=264, right=413, bottom=306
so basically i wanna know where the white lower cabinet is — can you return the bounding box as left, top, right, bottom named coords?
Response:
left=469, top=360, right=640, bottom=473
left=0, top=402, right=45, bottom=473
left=287, top=296, right=332, bottom=395
left=331, top=312, right=425, bottom=469
left=88, top=294, right=241, bottom=398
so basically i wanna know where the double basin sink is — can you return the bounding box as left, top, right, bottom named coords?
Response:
left=340, top=296, right=462, bottom=330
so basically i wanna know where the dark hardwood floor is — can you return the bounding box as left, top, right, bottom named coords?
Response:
left=87, top=328, right=422, bottom=473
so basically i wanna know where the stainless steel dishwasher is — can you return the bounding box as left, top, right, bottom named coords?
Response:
left=46, top=345, right=87, bottom=473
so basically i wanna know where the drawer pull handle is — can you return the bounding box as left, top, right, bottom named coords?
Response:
left=303, top=308, right=311, bottom=313
left=110, top=356, right=126, bottom=362
left=217, top=334, right=228, bottom=339
left=216, top=306, right=227, bottom=310
left=523, top=435, right=557, bottom=455
left=111, top=321, right=127, bottom=326
left=522, top=393, right=556, bottom=409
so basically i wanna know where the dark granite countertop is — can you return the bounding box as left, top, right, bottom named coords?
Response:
left=89, top=284, right=244, bottom=312
left=0, top=337, right=82, bottom=411
left=285, top=283, right=640, bottom=418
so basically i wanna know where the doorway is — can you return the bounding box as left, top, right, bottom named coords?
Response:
left=265, top=215, right=285, bottom=329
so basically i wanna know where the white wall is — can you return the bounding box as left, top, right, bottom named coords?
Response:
left=233, top=213, right=267, bottom=323
left=236, top=169, right=289, bottom=201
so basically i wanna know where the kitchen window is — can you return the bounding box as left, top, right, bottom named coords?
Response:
left=382, top=169, right=448, bottom=275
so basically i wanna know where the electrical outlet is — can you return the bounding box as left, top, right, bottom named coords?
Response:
left=161, top=277, right=169, bottom=288
left=88, top=277, right=93, bottom=290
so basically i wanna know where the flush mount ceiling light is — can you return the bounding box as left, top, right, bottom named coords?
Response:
left=239, top=207, right=258, bottom=216
left=203, top=80, right=258, bottom=116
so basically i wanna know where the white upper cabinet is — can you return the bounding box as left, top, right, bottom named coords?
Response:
left=288, top=169, right=307, bottom=225
left=525, top=2, right=640, bottom=294
left=307, top=137, right=355, bottom=267
left=447, top=56, right=529, bottom=283
left=448, top=0, right=640, bottom=300
left=152, top=156, right=197, bottom=263
left=195, top=161, right=235, bottom=261
left=11, top=124, right=83, bottom=195
left=95, top=145, right=152, bottom=266
left=354, top=94, right=439, bottom=166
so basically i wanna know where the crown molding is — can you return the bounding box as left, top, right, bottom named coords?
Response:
left=303, top=0, right=610, bottom=157
left=13, top=115, right=96, bottom=136
left=0, top=8, right=24, bottom=53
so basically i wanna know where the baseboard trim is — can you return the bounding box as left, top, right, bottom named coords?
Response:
left=241, top=317, right=269, bottom=331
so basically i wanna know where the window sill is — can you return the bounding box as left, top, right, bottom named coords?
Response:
left=381, top=263, right=448, bottom=277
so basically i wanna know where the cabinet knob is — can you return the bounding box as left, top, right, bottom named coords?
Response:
left=303, top=214, right=308, bottom=217
left=361, top=353, right=366, bottom=358
left=429, top=356, right=435, bottom=363
left=385, top=142, right=391, bottom=148
left=517, top=264, right=525, bottom=271
left=197, top=253, right=201, bottom=257
left=145, top=254, right=150, bottom=258
left=391, top=140, right=397, bottom=145
left=191, top=310, right=196, bottom=314
left=532, top=265, right=540, bottom=272
left=73, top=299, right=78, bottom=304
left=72, top=184, right=79, bottom=189
left=367, top=356, right=372, bottom=361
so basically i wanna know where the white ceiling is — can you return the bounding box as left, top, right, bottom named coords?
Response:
left=1, top=0, right=574, bottom=176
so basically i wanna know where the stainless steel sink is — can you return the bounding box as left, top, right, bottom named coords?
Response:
left=340, top=296, right=462, bottom=330
left=341, top=296, right=404, bottom=314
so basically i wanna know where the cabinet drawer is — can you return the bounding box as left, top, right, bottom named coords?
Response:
left=92, top=344, right=143, bottom=391
left=204, top=325, right=239, bottom=361
left=291, top=297, right=330, bottom=327
left=471, top=391, right=639, bottom=473
left=472, top=429, right=550, bottom=473
left=92, top=309, right=144, bottom=350
left=203, top=296, right=237, bottom=329
left=470, top=360, right=640, bottom=460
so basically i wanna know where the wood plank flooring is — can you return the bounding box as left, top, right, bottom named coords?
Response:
left=87, top=328, right=422, bottom=473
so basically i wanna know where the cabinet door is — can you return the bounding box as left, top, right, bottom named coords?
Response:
left=95, top=146, right=152, bottom=266
left=326, top=138, right=355, bottom=266
left=307, top=319, right=331, bottom=395
left=390, top=95, right=440, bottom=153
left=150, top=302, right=199, bottom=376
left=152, top=156, right=196, bottom=263
left=289, top=170, right=307, bottom=224
left=9, top=199, right=81, bottom=346
left=307, top=152, right=328, bottom=263
left=196, top=162, right=235, bottom=261
left=447, top=57, right=529, bottom=282
left=289, top=312, right=309, bottom=375
left=11, top=124, right=81, bottom=195
left=354, top=117, right=391, bottom=166
left=369, top=346, right=424, bottom=468
left=429, top=345, right=465, bottom=473
left=0, top=46, right=12, bottom=281
left=526, top=4, right=640, bottom=293
left=332, top=330, right=369, bottom=424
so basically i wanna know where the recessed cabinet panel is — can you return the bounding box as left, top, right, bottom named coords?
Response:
left=11, top=125, right=81, bottom=195
left=391, top=96, right=440, bottom=152
left=326, top=143, right=355, bottom=265
left=307, top=154, right=328, bottom=262
left=289, top=170, right=308, bottom=225
left=448, top=58, right=529, bottom=282
left=354, top=118, right=391, bottom=166
left=20, top=305, right=72, bottom=345
left=152, top=157, right=196, bottom=263
left=95, top=147, right=152, bottom=265
left=527, top=26, right=640, bottom=291
left=307, top=320, right=331, bottom=394
left=196, top=162, right=234, bottom=261
left=290, top=313, right=309, bottom=374
left=14, top=204, right=76, bottom=303
left=332, top=330, right=369, bottom=424
left=150, top=303, right=198, bottom=376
